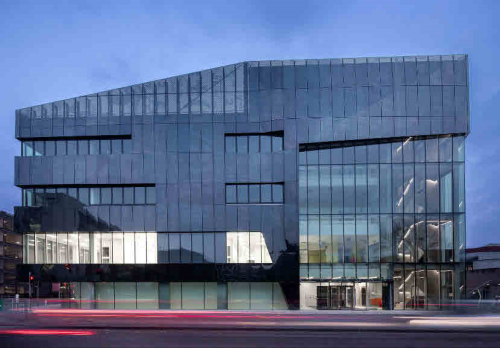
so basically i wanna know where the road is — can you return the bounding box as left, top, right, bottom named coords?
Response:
left=1, top=328, right=500, bottom=348
left=1, top=310, right=500, bottom=347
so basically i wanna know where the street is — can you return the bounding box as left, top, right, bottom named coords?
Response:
left=1, top=328, right=500, bottom=348
left=1, top=310, right=500, bottom=347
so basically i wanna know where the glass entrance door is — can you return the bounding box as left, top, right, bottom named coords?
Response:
left=328, top=283, right=354, bottom=309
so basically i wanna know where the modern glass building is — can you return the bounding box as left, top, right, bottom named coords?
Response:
left=15, top=55, right=469, bottom=310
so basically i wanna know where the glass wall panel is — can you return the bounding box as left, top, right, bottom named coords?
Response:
left=228, top=282, right=250, bottom=310
left=403, top=164, right=414, bottom=213
left=249, top=232, right=261, bottom=263
left=137, top=282, right=159, bottom=309
left=147, top=232, right=157, bottom=264
left=191, top=233, right=203, bottom=263
left=226, top=232, right=238, bottom=263
left=250, top=283, right=272, bottom=309
left=79, top=233, right=90, bottom=263
left=135, top=233, right=147, bottom=263
left=426, top=138, right=438, bottom=162
left=331, top=165, right=343, bottom=214
left=46, top=233, right=57, bottom=263
left=91, top=232, right=101, bottom=264
left=170, top=282, right=182, bottom=309
left=115, top=282, right=136, bottom=309
left=426, top=164, right=439, bottom=213
left=368, top=164, right=379, bottom=213
left=203, top=233, right=215, bottom=263
left=356, top=215, right=368, bottom=262
left=215, top=233, right=226, bottom=263
left=307, top=166, right=319, bottom=214
left=332, top=216, right=343, bottom=263
left=368, top=215, right=380, bottom=263
left=453, top=163, right=465, bottom=213
left=415, top=215, right=426, bottom=263
left=356, top=165, right=368, bottom=213
left=393, top=216, right=404, bottom=262
left=344, top=215, right=355, bottom=262
left=308, top=215, right=320, bottom=263
left=404, top=215, right=415, bottom=262
left=299, top=215, right=308, bottom=263
left=440, top=164, right=453, bottom=213
left=182, top=282, right=204, bottom=309
left=101, top=233, right=112, bottom=264
left=405, top=265, right=416, bottom=309
left=205, top=282, right=218, bottom=310
left=380, top=164, right=392, bottom=213
left=238, top=232, right=250, bottom=263
left=80, top=282, right=94, bottom=309
left=113, top=233, right=124, bottom=264
left=393, top=265, right=404, bottom=309
left=427, top=267, right=440, bottom=309
left=439, top=136, right=452, bottom=162
left=343, top=165, right=355, bottom=214
left=68, top=232, right=79, bottom=264
left=440, top=215, right=453, bottom=262
left=392, top=164, right=404, bottom=213
left=36, top=233, right=45, bottom=263
left=441, top=268, right=454, bottom=306
left=427, top=215, right=440, bottom=262
left=415, top=164, right=426, bottom=213
left=158, top=233, right=169, bottom=263
left=454, top=214, right=465, bottom=262
left=95, top=282, right=114, bottom=309
left=320, top=215, right=332, bottom=264
left=124, top=232, right=135, bottom=264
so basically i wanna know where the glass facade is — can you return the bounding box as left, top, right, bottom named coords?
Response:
left=58, top=281, right=287, bottom=310
left=24, top=231, right=271, bottom=265
left=15, top=55, right=469, bottom=310
left=299, top=135, right=466, bottom=309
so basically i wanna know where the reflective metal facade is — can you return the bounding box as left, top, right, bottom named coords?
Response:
left=15, top=55, right=469, bottom=309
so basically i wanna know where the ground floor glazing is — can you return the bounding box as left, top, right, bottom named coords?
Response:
left=300, top=263, right=464, bottom=310
left=37, top=281, right=289, bottom=310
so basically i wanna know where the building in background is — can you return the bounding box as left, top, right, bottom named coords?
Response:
left=0, top=211, right=24, bottom=296
left=466, top=244, right=500, bottom=301
left=15, top=55, right=469, bottom=310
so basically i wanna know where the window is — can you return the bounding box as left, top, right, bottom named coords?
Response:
left=78, top=140, right=88, bottom=155
left=56, top=141, right=66, bottom=156
left=112, top=139, right=122, bottom=154
left=23, top=186, right=154, bottom=206
left=146, top=187, right=156, bottom=204
left=101, top=188, right=112, bottom=205
left=45, top=141, right=55, bottom=156
left=22, top=138, right=131, bottom=156
left=112, top=187, right=123, bottom=204
left=67, top=140, right=77, bottom=155
left=90, top=188, right=100, bottom=205
left=155, top=232, right=270, bottom=265
left=34, top=141, right=44, bottom=156
left=123, top=139, right=132, bottom=153
left=225, top=133, right=283, bottom=153
left=101, top=140, right=111, bottom=155
left=89, top=140, right=99, bottom=155
left=124, top=187, right=134, bottom=204
left=135, top=187, right=145, bottom=204
left=225, top=183, right=284, bottom=204
left=226, top=185, right=236, bottom=204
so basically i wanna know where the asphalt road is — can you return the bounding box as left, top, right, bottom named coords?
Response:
left=1, top=310, right=500, bottom=347
left=1, top=328, right=500, bottom=348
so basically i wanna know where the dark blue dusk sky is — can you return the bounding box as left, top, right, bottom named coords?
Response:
left=1, top=0, right=498, bottom=247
